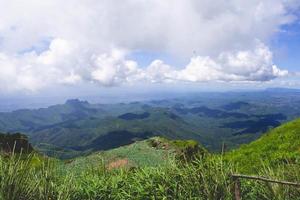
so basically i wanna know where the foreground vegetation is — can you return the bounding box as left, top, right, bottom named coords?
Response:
left=2, top=152, right=300, bottom=200
left=2, top=118, right=300, bottom=199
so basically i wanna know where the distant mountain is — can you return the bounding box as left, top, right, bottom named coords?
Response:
left=30, top=108, right=202, bottom=158
left=221, top=113, right=286, bottom=135
left=118, top=112, right=150, bottom=120
left=265, top=87, right=300, bottom=93
left=0, top=99, right=106, bottom=133
left=1, top=90, right=300, bottom=158
left=221, top=101, right=250, bottom=111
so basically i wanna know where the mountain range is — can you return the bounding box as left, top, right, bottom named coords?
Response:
left=1, top=90, right=300, bottom=158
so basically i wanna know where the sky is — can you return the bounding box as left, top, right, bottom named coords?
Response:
left=0, top=0, right=300, bottom=99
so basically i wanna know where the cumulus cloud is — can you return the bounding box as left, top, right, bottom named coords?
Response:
left=144, top=41, right=288, bottom=83
left=0, top=0, right=298, bottom=92
left=0, top=38, right=82, bottom=91
left=181, top=42, right=288, bottom=82
left=91, top=49, right=141, bottom=86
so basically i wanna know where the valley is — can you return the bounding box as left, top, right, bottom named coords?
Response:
left=1, top=89, right=300, bottom=158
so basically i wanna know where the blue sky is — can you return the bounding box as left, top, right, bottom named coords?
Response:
left=130, top=19, right=300, bottom=73
left=272, top=21, right=300, bottom=72
left=128, top=50, right=186, bottom=68
left=0, top=0, right=300, bottom=98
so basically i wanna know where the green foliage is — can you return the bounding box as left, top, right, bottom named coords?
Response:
left=2, top=151, right=300, bottom=199
left=29, top=107, right=201, bottom=159
left=3, top=152, right=300, bottom=199
left=0, top=132, right=33, bottom=153
left=226, top=118, right=300, bottom=172
left=2, top=92, right=300, bottom=158
left=67, top=138, right=175, bottom=172
left=170, top=139, right=207, bottom=161
left=70, top=156, right=233, bottom=200
left=0, top=153, right=73, bottom=200
left=3, top=118, right=300, bottom=199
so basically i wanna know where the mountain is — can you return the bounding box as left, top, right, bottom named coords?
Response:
left=0, top=99, right=107, bottom=133
left=30, top=108, right=203, bottom=158
left=1, top=99, right=205, bottom=158
left=227, top=118, right=300, bottom=172
left=221, top=101, right=250, bottom=111
left=265, top=87, right=300, bottom=93
left=1, top=89, right=300, bottom=158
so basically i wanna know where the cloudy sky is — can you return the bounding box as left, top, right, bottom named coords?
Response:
left=0, top=0, right=300, bottom=97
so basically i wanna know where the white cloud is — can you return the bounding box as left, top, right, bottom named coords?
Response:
left=0, top=0, right=298, bottom=92
left=145, top=60, right=175, bottom=83
left=91, top=49, right=140, bottom=86
left=0, top=39, right=292, bottom=92
left=145, top=41, right=289, bottom=83
left=0, top=38, right=82, bottom=92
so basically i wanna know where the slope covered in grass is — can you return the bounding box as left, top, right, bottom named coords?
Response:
left=67, top=137, right=174, bottom=171
left=2, top=129, right=300, bottom=199
left=3, top=147, right=300, bottom=200
left=67, top=137, right=206, bottom=172
left=227, top=118, right=300, bottom=172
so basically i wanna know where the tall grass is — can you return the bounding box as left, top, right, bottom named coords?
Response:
left=0, top=153, right=73, bottom=200
left=1, top=153, right=300, bottom=199
left=71, top=156, right=234, bottom=200
left=240, top=164, right=300, bottom=200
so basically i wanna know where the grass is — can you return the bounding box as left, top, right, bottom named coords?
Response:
left=1, top=151, right=300, bottom=199
left=2, top=117, right=300, bottom=200
left=0, top=153, right=235, bottom=200
left=226, top=118, right=300, bottom=172
left=0, top=153, right=74, bottom=200
left=69, top=138, right=174, bottom=170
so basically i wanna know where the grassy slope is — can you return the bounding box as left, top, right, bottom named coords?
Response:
left=67, top=137, right=175, bottom=172
left=67, top=136, right=207, bottom=172
left=4, top=130, right=300, bottom=199
left=227, top=118, right=300, bottom=172
left=65, top=116, right=300, bottom=172
left=3, top=119, right=300, bottom=199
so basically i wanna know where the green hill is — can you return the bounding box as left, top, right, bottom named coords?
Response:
left=0, top=99, right=107, bottom=132
left=0, top=99, right=206, bottom=158
left=2, top=120, right=300, bottom=199
left=1, top=93, right=300, bottom=159
left=30, top=108, right=203, bottom=158
left=66, top=137, right=206, bottom=172
left=227, top=118, right=300, bottom=172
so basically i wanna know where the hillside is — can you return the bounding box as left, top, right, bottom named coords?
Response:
left=65, top=136, right=207, bottom=174
left=1, top=90, right=300, bottom=158
left=0, top=99, right=107, bottom=132
left=31, top=108, right=203, bottom=158
left=2, top=120, right=300, bottom=199
left=227, top=118, right=300, bottom=172
left=4, top=130, right=300, bottom=200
